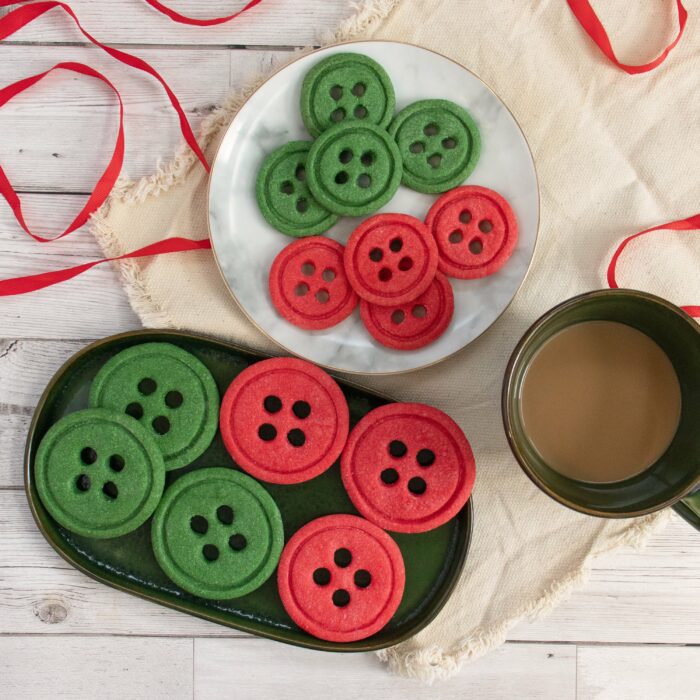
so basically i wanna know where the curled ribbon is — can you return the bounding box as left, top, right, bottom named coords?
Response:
left=607, top=214, right=700, bottom=317
left=567, top=0, right=687, bottom=74
left=143, top=0, right=264, bottom=26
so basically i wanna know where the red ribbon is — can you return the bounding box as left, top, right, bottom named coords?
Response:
left=0, top=62, right=124, bottom=242
left=0, top=237, right=212, bottom=296
left=567, top=0, right=687, bottom=74
left=607, top=214, right=700, bottom=317
left=143, top=0, right=264, bottom=26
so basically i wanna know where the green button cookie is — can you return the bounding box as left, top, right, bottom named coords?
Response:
left=389, top=99, right=481, bottom=194
left=306, top=122, right=403, bottom=217
left=151, top=468, right=284, bottom=599
left=301, top=53, right=395, bottom=137
left=256, top=141, right=338, bottom=237
left=89, top=343, right=219, bottom=471
left=35, top=409, right=165, bottom=539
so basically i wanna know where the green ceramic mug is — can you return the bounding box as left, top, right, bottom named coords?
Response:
left=502, top=289, right=700, bottom=531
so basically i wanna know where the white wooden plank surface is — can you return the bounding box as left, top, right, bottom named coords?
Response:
left=577, top=645, right=700, bottom=700
left=195, top=638, right=576, bottom=700
left=0, top=0, right=353, bottom=47
left=0, top=636, right=193, bottom=699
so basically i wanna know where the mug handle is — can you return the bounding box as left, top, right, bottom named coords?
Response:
left=673, top=487, right=700, bottom=532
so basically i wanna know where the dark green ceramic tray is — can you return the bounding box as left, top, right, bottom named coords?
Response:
left=24, top=330, right=473, bottom=652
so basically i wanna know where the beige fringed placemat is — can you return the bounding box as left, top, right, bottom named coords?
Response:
left=90, top=0, right=700, bottom=682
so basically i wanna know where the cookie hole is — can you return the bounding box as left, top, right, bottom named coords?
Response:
left=378, top=267, right=392, bottom=282
left=190, top=515, right=208, bottom=534
left=389, top=237, right=403, bottom=253
left=296, top=198, right=309, bottom=214
left=459, top=209, right=472, bottom=224
left=398, top=256, right=413, bottom=271
left=315, top=288, right=330, bottom=304
left=80, top=447, right=97, bottom=465
left=357, top=173, right=372, bottom=188
left=322, top=268, right=336, bottom=282
left=295, top=164, right=306, bottom=182
left=448, top=230, right=463, bottom=244
left=301, top=261, right=315, bottom=276
left=351, top=82, right=366, bottom=97
left=313, top=567, right=331, bottom=586
left=417, top=448, right=436, bottom=467
left=353, top=105, right=368, bottom=119
left=408, top=476, right=427, bottom=495
left=360, top=151, right=374, bottom=166
left=229, top=534, right=247, bottom=551
left=125, top=402, right=143, bottom=420
left=369, top=247, right=383, bottom=262
left=409, top=141, right=425, bottom=154
left=334, top=548, right=352, bottom=567
left=264, top=395, right=283, bottom=413
left=391, top=310, right=405, bottom=325
left=165, top=390, right=183, bottom=409
left=329, top=85, right=343, bottom=101
left=331, top=107, right=346, bottom=123
left=427, top=153, right=442, bottom=169
left=102, top=481, right=118, bottom=500
left=217, top=505, right=234, bottom=525
left=442, top=137, right=457, bottom=149
left=335, top=171, right=349, bottom=185
left=354, top=569, right=372, bottom=588
left=258, top=423, right=277, bottom=441
left=339, top=149, right=353, bottom=164
left=287, top=428, right=306, bottom=447
left=412, top=304, right=427, bottom=319
left=424, top=123, right=439, bottom=136
left=469, top=238, right=483, bottom=254
left=280, top=181, right=294, bottom=196
left=152, top=416, right=171, bottom=435
left=389, top=440, right=408, bottom=458
left=294, top=282, right=310, bottom=297
left=292, top=400, right=311, bottom=419
left=138, top=377, right=157, bottom=395
left=332, top=589, right=350, bottom=607
left=76, top=474, right=91, bottom=492
left=109, top=455, right=125, bottom=473
left=479, top=219, right=493, bottom=233
left=202, top=544, right=219, bottom=562
left=380, top=468, right=399, bottom=484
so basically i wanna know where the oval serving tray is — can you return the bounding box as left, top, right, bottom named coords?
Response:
left=24, top=330, right=473, bottom=652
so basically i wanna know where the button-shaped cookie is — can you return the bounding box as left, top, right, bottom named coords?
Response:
left=306, top=122, right=403, bottom=217
left=256, top=141, right=338, bottom=237
left=344, top=213, right=438, bottom=306
left=277, top=514, right=405, bottom=642
left=389, top=99, right=481, bottom=193
left=34, top=409, right=165, bottom=539
left=341, top=403, right=475, bottom=533
left=269, top=237, right=358, bottom=330
left=151, top=468, right=284, bottom=600
left=360, top=271, right=454, bottom=350
left=89, top=343, right=219, bottom=471
left=220, top=357, right=349, bottom=484
left=301, top=53, right=395, bottom=137
left=425, top=185, right=518, bottom=279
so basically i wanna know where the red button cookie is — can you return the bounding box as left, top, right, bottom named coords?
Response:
left=220, top=357, right=349, bottom=484
left=360, top=271, right=454, bottom=350
left=344, top=213, right=438, bottom=305
left=269, top=237, right=358, bottom=330
left=277, top=514, right=405, bottom=642
left=341, top=403, right=475, bottom=533
left=425, top=185, right=518, bottom=279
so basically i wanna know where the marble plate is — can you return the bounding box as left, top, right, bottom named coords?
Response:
left=208, top=41, right=539, bottom=374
